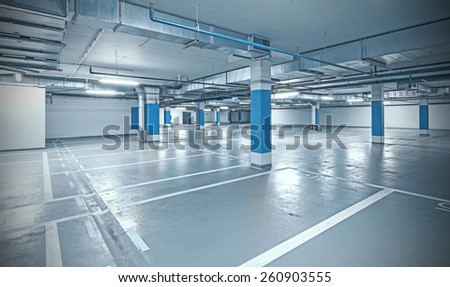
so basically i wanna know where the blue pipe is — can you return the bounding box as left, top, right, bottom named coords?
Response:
left=149, top=7, right=369, bottom=75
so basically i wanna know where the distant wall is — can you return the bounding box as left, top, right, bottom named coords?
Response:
left=46, top=96, right=137, bottom=138
left=272, top=104, right=450, bottom=130
left=272, top=108, right=311, bottom=125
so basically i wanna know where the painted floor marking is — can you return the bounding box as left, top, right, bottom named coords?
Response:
left=100, top=164, right=245, bottom=193
left=75, top=197, right=85, bottom=208
left=240, top=189, right=394, bottom=267
left=43, top=152, right=53, bottom=202
left=126, top=229, right=149, bottom=252
left=395, top=190, right=450, bottom=203
left=45, top=222, right=62, bottom=267
left=68, top=181, right=75, bottom=188
left=84, top=219, right=98, bottom=239
left=78, top=153, right=209, bottom=172
left=279, top=157, right=450, bottom=203
left=2, top=209, right=110, bottom=234
left=117, top=169, right=275, bottom=209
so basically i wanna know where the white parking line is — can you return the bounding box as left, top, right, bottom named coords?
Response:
left=45, top=223, right=62, bottom=267
left=100, top=164, right=245, bottom=193
left=43, top=152, right=53, bottom=202
left=84, top=219, right=98, bottom=239
left=285, top=162, right=450, bottom=203
left=117, top=169, right=273, bottom=209
left=75, top=197, right=85, bottom=208
left=240, top=189, right=394, bottom=267
left=79, top=153, right=209, bottom=172
left=126, top=229, right=149, bottom=252
left=394, top=190, right=450, bottom=203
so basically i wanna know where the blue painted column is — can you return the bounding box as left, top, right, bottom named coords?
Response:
left=371, top=84, right=384, bottom=144
left=196, top=102, right=205, bottom=129
left=315, top=103, right=320, bottom=126
left=250, top=59, right=272, bottom=169
left=164, top=107, right=171, bottom=126
left=131, top=107, right=139, bottom=129
left=145, top=103, right=160, bottom=141
left=215, top=109, right=221, bottom=125
left=419, top=97, right=429, bottom=135
left=145, top=88, right=160, bottom=142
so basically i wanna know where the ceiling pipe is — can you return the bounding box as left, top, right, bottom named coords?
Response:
left=89, top=66, right=247, bottom=89
left=0, top=65, right=40, bottom=74
left=295, top=73, right=450, bottom=92
left=149, top=5, right=371, bottom=76
left=276, top=65, right=450, bottom=89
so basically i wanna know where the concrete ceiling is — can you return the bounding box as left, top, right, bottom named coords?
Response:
left=0, top=0, right=450, bottom=107
left=151, top=0, right=450, bottom=52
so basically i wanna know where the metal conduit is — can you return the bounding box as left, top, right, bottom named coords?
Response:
left=149, top=5, right=371, bottom=76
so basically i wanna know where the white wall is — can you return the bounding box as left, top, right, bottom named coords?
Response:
left=220, top=110, right=229, bottom=123
left=385, top=105, right=419, bottom=128
left=318, top=104, right=449, bottom=129
left=205, top=111, right=215, bottom=122
left=46, top=96, right=137, bottom=138
left=240, top=111, right=250, bottom=122
left=320, top=106, right=371, bottom=127
left=430, top=104, right=450, bottom=130
left=0, top=84, right=46, bottom=150
left=272, top=108, right=311, bottom=125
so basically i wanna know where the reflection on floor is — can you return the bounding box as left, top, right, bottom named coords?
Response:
left=1, top=125, right=449, bottom=266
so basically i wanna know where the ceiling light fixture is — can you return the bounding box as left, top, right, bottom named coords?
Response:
left=273, top=91, right=299, bottom=98
left=99, top=78, right=140, bottom=86
left=86, top=90, right=125, bottom=96
left=220, top=106, right=229, bottom=110
left=347, top=98, right=364, bottom=103
left=321, top=96, right=333, bottom=100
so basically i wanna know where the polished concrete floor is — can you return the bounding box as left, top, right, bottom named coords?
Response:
left=1, top=125, right=449, bottom=266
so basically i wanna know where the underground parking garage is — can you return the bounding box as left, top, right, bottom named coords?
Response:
left=0, top=1, right=450, bottom=281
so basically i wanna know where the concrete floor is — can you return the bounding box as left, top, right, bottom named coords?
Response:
left=1, top=125, right=449, bottom=266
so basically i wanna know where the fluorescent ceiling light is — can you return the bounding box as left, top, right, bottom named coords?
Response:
left=278, top=79, right=301, bottom=85
left=175, top=107, right=185, bottom=110
left=220, top=106, right=229, bottom=110
left=204, top=108, right=211, bottom=112
left=273, top=91, right=299, bottom=98
left=99, top=78, right=140, bottom=86
left=86, top=90, right=125, bottom=96
left=347, top=98, right=364, bottom=103
left=321, top=96, right=333, bottom=100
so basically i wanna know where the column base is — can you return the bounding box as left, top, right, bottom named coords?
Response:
left=420, top=129, right=429, bottom=136
left=196, top=125, right=204, bottom=130
left=251, top=152, right=272, bottom=169
left=372, top=135, right=385, bottom=144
